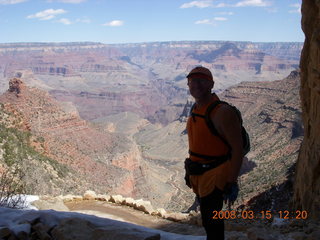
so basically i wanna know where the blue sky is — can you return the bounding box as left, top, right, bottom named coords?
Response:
left=0, top=0, right=303, bottom=43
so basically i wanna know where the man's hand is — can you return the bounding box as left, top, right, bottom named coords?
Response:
left=223, top=182, right=239, bottom=207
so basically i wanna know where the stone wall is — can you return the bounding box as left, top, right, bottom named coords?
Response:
left=293, top=0, right=320, bottom=220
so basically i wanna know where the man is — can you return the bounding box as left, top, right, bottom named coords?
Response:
left=185, top=66, right=243, bottom=240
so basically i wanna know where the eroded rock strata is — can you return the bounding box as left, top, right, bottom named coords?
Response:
left=293, top=0, right=320, bottom=220
left=0, top=41, right=302, bottom=124
left=0, top=77, right=151, bottom=199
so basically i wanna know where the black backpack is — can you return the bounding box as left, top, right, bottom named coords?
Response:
left=190, top=100, right=250, bottom=156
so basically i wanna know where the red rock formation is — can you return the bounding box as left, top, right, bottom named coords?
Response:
left=0, top=77, right=149, bottom=197
left=0, top=41, right=302, bottom=125
left=8, top=78, right=25, bottom=96
left=293, top=0, right=320, bottom=220
left=217, top=71, right=303, bottom=210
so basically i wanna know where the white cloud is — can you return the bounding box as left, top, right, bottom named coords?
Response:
left=195, top=17, right=227, bottom=25
left=180, top=0, right=213, bottom=9
left=235, top=0, right=271, bottom=7
left=289, top=3, right=301, bottom=14
left=214, top=17, right=227, bottom=21
left=102, top=20, right=124, bottom=27
left=214, top=3, right=229, bottom=8
left=56, top=18, right=72, bottom=25
left=76, top=17, right=91, bottom=23
left=217, top=11, right=234, bottom=15
left=195, top=19, right=212, bottom=24
left=27, top=9, right=67, bottom=21
left=0, top=0, right=27, bottom=4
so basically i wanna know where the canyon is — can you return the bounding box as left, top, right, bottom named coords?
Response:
left=0, top=68, right=303, bottom=214
left=0, top=41, right=302, bottom=125
left=0, top=1, right=320, bottom=239
left=0, top=38, right=316, bottom=215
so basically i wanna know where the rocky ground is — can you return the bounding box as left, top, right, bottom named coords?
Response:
left=25, top=192, right=320, bottom=240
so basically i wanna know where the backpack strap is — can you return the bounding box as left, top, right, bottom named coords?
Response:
left=188, top=100, right=231, bottom=163
left=204, top=100, right=232, bottom=150
left=189, top=103, right=205, bottom=122
left=206, top=101, right=250, bottom=156
left=190, top=100, right=250, bottom=157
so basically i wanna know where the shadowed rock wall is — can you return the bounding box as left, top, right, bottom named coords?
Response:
left=293, top=0, right=320, bottom=219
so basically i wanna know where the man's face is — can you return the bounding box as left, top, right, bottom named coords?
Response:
left=187, top=77, right=213, bottom=99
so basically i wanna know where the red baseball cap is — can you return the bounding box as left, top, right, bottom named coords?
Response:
left=187, top=66, right=213, bottom=82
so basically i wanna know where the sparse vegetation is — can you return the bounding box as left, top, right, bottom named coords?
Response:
left=0, top=165, right=26, bottom=208
left=0, top=105, right=72, bottom=195
left=0, top=123, right=69, bottom=179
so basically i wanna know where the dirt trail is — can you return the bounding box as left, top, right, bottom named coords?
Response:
left=65, top=200, right=205, bottom=236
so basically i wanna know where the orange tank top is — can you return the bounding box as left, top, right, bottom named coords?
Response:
left=187, top=94, right=231, bottom=197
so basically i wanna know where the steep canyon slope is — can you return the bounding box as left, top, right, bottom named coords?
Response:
left=0, top=77, right=151, bottom=200
left=0, top=40, right=305, bottom=212
left=0, top=41, right=302, bottom=125
left=133, top=70, right=303, bottom=211
left=0, top=70, right=302, bottom=213
left=293, top=0, right=320, bottom=220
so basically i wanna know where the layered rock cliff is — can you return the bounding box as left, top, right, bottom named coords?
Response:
left=0, top=69, right=305, bottom=213
left=293, top=0, right=320, bottom=220
left=133, top=70, right=303, bottom=211
left=219, top=71, right=303, bottom=211
left=0, top=41, right=302, bottom=124
left=0, top=77, right=151, bottom=199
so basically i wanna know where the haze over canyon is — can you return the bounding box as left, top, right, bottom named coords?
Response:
left=0, top=40, right=303, bottom=212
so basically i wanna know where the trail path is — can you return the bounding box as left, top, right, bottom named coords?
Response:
left=65, top=200, right=205, bottom=236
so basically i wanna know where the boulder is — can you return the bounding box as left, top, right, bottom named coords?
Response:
left=162, top=212, right=189, bottom=222
left=133, top=199, right=155, bottom=214
left=154, top=208, right=167, bottom=217
left=123, top=197, right=135, bottom=207
left=109, top=194, right=124, bottom=204
left=10, top=223, right=31, bottom=240
left=31, top=222, right=52, bottom=240
left=51, top=218, right=95, bottom=240
left=83, top=190, right=97, bottom=200
left=95, top=194, right=110, bottom=202
left=0, top=227, right=11, bottom=238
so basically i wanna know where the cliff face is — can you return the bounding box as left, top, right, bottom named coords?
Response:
left=0, top=41, right=302, bottom=124
left=133, top=71, right=303, bottom=211
left=293, top=0, right=320, bottom=219
left=0, top=77, right=150, bottom=198
left=220, top=71, right=302, bottom=210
